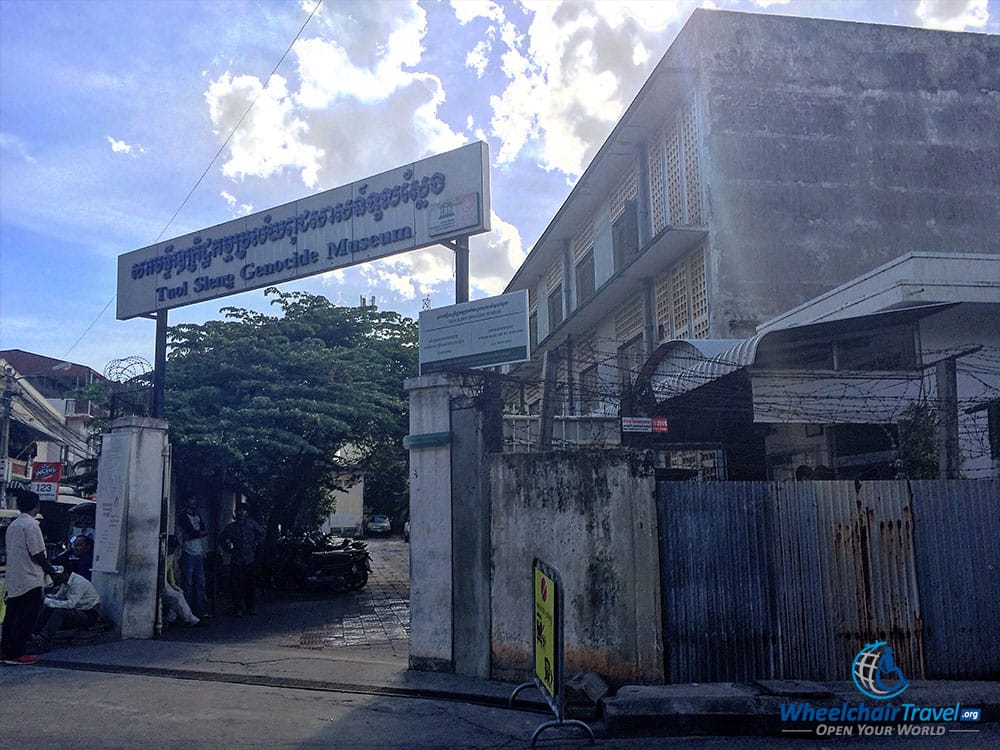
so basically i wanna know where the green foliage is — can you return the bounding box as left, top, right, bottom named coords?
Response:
left=62, top=380, right=114, bottom=497
left=165, top=289, right=417, bottom=532
left=894, top=401, right=939, bottom=480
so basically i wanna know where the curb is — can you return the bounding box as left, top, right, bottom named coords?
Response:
left=601, top=681, right=1000, bottom=738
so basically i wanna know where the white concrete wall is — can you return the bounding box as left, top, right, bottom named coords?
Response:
left=405, top=374, right=455, bottom=671
left=320, top=476, right=364, bottom=535
left=91, top=417, right=168, bottom=640
left=490, top=449, right=664, bottom=684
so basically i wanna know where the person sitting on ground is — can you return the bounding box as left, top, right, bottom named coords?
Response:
left=162, top=535, right=202, bottom=627
left=70, top=534, right=94, bottom=580
left=34, top=565, right=100, bottom=648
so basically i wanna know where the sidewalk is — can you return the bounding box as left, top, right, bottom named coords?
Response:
left=24, top=538, right=1000, bottom=738
left=37, top=620, right=1000, bottom=738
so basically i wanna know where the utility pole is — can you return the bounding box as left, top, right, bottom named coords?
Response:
left=0, top=368, right=13, bottom=508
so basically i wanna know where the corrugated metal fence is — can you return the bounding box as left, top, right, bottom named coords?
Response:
left=657, top=480, right=1000, bottom=682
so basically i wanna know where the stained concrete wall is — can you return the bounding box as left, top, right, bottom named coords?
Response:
left=405, top=374, right=456, bottom=672
left=678, top=10, right=1000, bottom=333
left=490, top=449, right=663, bottom=684
left=91, top=416, right=168, bottom=640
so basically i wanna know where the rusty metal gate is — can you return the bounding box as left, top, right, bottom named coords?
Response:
left=657, top=479, right=1000, bottom=683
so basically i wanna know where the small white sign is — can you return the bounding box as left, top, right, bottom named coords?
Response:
left=419, top=291, right=530, bottom=374
left=621, top=417, right=653, bottom=433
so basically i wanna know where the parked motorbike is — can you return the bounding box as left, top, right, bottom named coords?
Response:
left=269, top=531, right=371, bottom=592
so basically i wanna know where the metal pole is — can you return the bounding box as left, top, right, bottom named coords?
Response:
left=454, top=236, right=469, bottom=304
left=0, top=368, right=13, bottom=509
left=936, top=358, right=959, bottom=479
left=152, top=309, right=168, bottom=419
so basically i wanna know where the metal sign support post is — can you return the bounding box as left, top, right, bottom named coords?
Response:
left=510, top=558, right=595, bottom=747
left=443, top=236, right=470, bottom=304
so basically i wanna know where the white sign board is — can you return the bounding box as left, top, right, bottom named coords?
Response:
left=419, top=291, right=529, bottom=374
left=117, top=142, right=491, bottom=320
left=621, top=417, right=669, bottom=433
left=92, top=432, right=129, bottom=573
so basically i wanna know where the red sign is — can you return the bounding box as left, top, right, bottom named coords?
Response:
left=652, top=417, right=669, bottom=433
left=30, top=462, right=63, bottom=500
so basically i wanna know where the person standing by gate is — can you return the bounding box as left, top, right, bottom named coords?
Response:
left=218, top=502, right=265, bottom=617
left=176, top=494, right=210, bottom=619
left=2, top=490, right=56, bottom=664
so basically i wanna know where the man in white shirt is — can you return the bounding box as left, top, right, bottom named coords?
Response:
left=2, top=490, right=56, bottom=665
left=34, top=565, right=101, bottom=647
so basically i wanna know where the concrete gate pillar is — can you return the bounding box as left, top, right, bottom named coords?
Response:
left=404, top=373, right=499, bottom=678
left=91, top=416, right=169, bottom=640
left=404, top=374, right=455, bottom=672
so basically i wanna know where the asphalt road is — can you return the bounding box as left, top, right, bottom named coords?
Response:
left=2, top=665, right=998, bottom=750
left=3, top=537, right=999, bottom=748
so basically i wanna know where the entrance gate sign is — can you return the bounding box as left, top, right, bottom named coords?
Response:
left=117, top=142, right=490, bottom=320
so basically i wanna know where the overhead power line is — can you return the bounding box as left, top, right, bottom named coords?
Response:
left=61, top=0, right=324, bottom=361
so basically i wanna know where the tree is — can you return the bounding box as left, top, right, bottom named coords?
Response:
left=165, top=289, right=417, bottom=537
left=894, top=401, right=939, bottom=479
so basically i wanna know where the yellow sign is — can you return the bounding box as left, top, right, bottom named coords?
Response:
left=534, top=566, right=557, bottom=697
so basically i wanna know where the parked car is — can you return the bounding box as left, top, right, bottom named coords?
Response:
left=367, top=514, right=391, bottom=535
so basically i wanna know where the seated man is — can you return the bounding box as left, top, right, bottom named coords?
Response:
left=71, top=534, right=94, bottom=580
left=162, top=535, right=202, bottom=627
left=34, top=565, right=100, bottom=647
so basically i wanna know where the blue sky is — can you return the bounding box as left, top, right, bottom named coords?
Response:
left=1, top=0, right=996, bottom=374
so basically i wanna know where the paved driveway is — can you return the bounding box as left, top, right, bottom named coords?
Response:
left=161, top=536, right=411, bottom=658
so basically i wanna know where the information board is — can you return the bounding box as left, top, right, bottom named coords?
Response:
left=418, top=290, right=529, bottom=374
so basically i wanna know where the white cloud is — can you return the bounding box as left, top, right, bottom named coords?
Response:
left=0, top=132, right=37, bottom=164
left=204, top=72, right=325, bottom=187
left=220, top=191, right=254, bottom=216
left=467, top=40, right=492, bottom=77
left=484, top=0, right=691, bottom=178
left=750, top=0, right=791, bottom=8
left=451, top=0, right=506, bottom=25
left=204, top=1, right=465, bottom=190
left=915, top=0, right=990, bottom=30
left=106, top=135, right=145, bottom=156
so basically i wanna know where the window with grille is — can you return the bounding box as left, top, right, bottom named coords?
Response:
left=655, top=272, right=673, bottom=340
left=665, top=129, right=683, bottom=225
left=617, top=335, right=645, bottom=393
left=672, top=263, right=690, bottom=338
left=545, top=259, right=562, bottom=291
left=615, top=295, right=643, bottom=341
left=610, top=167, right=638, bottom=222
left=580, top=363, right=599, bottom=414
left=657, top=100, right=702, bottom=227
left=689, top=246, right=708, bottom=338
left=575, top=250, right=595, bottom=306
left=654, top=245, right=708, bottom=340
left=682, top=102, right=703, bottom=224
left=573, top=225, right=594, bottom=260
left=648, top=133, right=667, bottom=234
left=613, top=199, right=639, bottom=271
left=548, top=284, right=563, bottom=329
